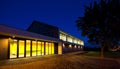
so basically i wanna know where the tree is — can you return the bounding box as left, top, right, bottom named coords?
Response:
left=76, top=0, right=120, bottom=58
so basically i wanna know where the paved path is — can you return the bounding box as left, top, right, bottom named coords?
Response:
left=0, top=55, right=56, bottom=66
left=0, top=51, right=120, bottom=69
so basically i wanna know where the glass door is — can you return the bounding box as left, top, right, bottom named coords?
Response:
left=51, top=43, right=54, bottom=54
left=18, top=40, right=25, bottom=57
left=32, top=41, right=36, bottom=56
left=26, top=40, right=31, bottom=57
left=37, top=41, right=42, bottom=55
left=45, top=42, right=49, bottom=55
left=41, top=42, right=44, bottom=55
left=48, top=43, right=52, bottom=55
left=10, top=39, right=17, bottom=58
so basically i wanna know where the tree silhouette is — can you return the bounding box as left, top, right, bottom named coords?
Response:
left=76, top=0, right=120, bottom=58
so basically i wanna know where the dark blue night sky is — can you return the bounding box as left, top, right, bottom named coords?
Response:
left=0, top=0, right=99, bottom=45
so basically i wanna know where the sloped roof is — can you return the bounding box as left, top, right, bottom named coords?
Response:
left=0, top=24, right=60, bottom=42
left=27, top=20, right=59, bottom=38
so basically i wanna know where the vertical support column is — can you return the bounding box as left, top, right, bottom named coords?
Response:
left=44, top=42, right=46, bottom=55
left=30, top=40, right=32, bottom=57
left=40, top=41, right=42, bottom=56
left=54, top=43, right=58, bottom=54
left=58, top=42, right=62, bottom=55
left=24, top=40, right=26, bottom=57
left=17, top=40, right=19, bottom=58
left=48, top=42, right=49, bottom=55
left=8, top=38, right=10, bottom=59
left=36, top=40, right=38, bottom=56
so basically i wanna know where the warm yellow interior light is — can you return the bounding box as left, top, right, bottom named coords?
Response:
left=74, top=45, right=77, bottom=48
left=48, top=43, right=51, bottom=55
left=19, top=40, right=25, bottom=57
left=26, top=40, right=31, bottom=57
left=69, top=44, right=72, bottom=48
left=32, top=41, right=36, bottom=56
left=10, top=39, right=17, bottom=58
left=37, top=41, right=42, bottom=55
left=78, top=46, right=80, bottom=48
left=42, top=42, right=44, bottom=55
left=51, top=43, right=54, bottom=54
left=63, top=43, right=65, bottom=48
left=45, top=42, right=49, bottom=55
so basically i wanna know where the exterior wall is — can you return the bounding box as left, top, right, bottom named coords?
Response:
left=0, top=35, right=57, bottom=60
left=0, top=37, right=8, bottom=60
left=27, top=21, right=59, bottom=38
left=54, top=43, right=58, bottom=54
left=62, top=43, right=83, bottom=54
left=59, top=31, right=84, bottom=46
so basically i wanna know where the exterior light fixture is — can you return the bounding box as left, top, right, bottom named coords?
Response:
left=63, top=43, right=65, bottom=48
left=69, top=44, right=72, bottom=48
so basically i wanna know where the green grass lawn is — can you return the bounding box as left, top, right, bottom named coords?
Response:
left=78, top=51, right=120, bottom=59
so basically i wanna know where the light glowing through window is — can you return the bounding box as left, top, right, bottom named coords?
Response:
left=78, top=46, right=81, bottom=48
left=67, top=36, right=72, bottom=43
left=49, top=43, right=52, bottom=55
left=41, top=42, right=44, bottom=55
left=9, top=39, right=55, bottom=59
left=74, top=45, right=77, bottom=48
left=63, top=43, right=65, bottom=48
left=26, top=40, right=31, bottom=57
left=45, top=42, right=49, bottom=55
left=81, top=41, right=84, bottom=45
left=69, top=44, right=72, bottom=48
left=60, top=34, right=66, bottom=41
left=51, top=43, right=54, bottom=54
left=18, top=40, right=25, bottom=57
left=10, top=39, right=17, bottom=58
left=37, top=41, right=42, bottom=55
left=32, top=41, right=36, bottom=56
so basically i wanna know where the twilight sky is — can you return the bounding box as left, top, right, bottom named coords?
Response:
left=0, top=0, right=99, bottom=45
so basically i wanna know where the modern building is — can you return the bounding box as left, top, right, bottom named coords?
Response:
left=0, top=21, right=84, bottom=60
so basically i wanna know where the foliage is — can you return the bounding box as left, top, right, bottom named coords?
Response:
left=76, top=0, right=120, bottom=47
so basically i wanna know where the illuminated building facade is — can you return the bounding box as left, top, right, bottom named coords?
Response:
left=0, top=21, right=84, bottom=60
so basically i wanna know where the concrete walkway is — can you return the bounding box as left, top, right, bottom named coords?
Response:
left=0, top=55, right=56, bottom=66
left=0, top=51, right=120, bottom=69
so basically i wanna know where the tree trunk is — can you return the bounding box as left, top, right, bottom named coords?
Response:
left=101, top=45, right=104, bottom=58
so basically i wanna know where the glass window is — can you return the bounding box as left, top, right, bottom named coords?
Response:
left=78, top=46, right=81, bottom=48
left=37, top=41, right=42, bottom=55
left=10, top=39, right=17, bottom=58
left=18, top=40, right=25, bottom=57
left=41, top=42, right=44, bottom=55
left=69, top=44, right=72, bottom=48
left=63, top=43, right=65, bottom=48
left=26, top=40, right=31, bottom=57
left=81, top=41, right=84, bottom=45
left=49, top=43, right=52, bottom=55
left=67, top=36, right=73, bottom=43
left=32, top=41, right=36, bottom=56
left=60, top=33, right=66, bottom=41
left=51, top=43, right=54, bottom=54
left=74, top=39, right=78, bottom=44
left=45, top=42, right=49, bottom=55
left=74, top=45, right=77, bottom=48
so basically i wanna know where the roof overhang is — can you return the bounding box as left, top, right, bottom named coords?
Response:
left=0, top=24, right=61, bottom=42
